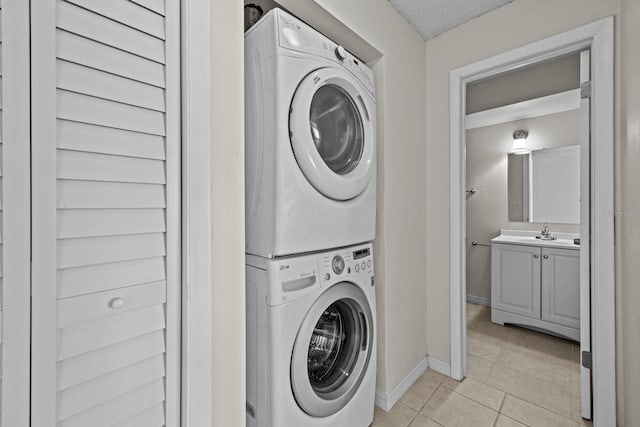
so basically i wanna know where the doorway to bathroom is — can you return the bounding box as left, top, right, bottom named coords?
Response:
left=449, top=17, right=614, bottom=426
left=463, top=50, right=584, bottom=422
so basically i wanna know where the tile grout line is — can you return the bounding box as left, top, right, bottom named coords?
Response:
left=440, top=379, right=505, bottom=414
left=413, top=380, right=450, bottom=427
left=398, top=372, right=447, bottom=426
left=403, top=401, right=420, bottom=427
left=498, top=403, right=535, bottom=427
left=500, top=387, right=575, bottom=421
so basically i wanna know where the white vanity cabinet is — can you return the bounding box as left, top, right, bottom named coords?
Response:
left=491, top=237, right=580, bottom=341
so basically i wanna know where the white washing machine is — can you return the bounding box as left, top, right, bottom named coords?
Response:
left=245, top=8, right=377, bottom=258
left=246, top=243, right=376, bottom=427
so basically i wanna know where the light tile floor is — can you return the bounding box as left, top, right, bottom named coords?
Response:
left=372, top=303, right=592, bottom=427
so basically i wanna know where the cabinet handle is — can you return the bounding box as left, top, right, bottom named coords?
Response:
left=109, top=297, right=125, bottom=309
left=533, top=254, right=539, bottom=259
left=543, top=255, right=549, bottom=259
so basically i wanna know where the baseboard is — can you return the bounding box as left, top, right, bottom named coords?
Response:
left=466, top=294, right=490, bottom=307
left=427, top=356, right=451, bottom=377
left=375, top=357, right=429, bottom=412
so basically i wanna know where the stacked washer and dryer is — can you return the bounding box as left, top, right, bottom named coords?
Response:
left=244, top=8, right=378, bottom=427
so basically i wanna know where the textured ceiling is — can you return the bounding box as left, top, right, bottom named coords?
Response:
left=388, top=0, right=514, bottom=40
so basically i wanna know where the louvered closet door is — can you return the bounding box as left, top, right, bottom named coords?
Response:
left=31, top=1, right=181, bottom=426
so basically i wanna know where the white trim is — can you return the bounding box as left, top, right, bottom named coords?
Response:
left=374, top=357, right=429, bottom=412
left=30, top=0, right=59, bottom=423
left=465, top=89, right=580, bottom=130
left=466, top=295, right=490, bottom=307
left=492, top=309, right=580, bottom=342
left=1, top=0, right=31, bottom=424
left=427, top=356, right=452, bottom=377
left=181, top=0, right=212, bottom=425
left=165, top=1, right=182, bottom=425
left=588, top=18, right=616, bottom=425
left=449, top=69, right=466, bottom=381
left=449, top=17, right=615, bottom=425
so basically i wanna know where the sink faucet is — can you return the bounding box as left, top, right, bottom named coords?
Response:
left=541, top=224, right=550, bottom=237
left=540, top=224, right=556, bottom=240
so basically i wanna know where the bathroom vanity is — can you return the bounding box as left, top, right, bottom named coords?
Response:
left=491, top=230, right=580, bottom=341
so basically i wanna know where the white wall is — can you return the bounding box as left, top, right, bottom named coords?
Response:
left=466, top=111, right=580, bottom=301
left=426, top=0, right=640, bottom=424
left=211, top=1, right=245, bottom=426
left=275, top=0, right=428, bottom=399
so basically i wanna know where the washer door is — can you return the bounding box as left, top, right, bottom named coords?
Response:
left=291, top=282, right=374, bottom=417
left=289, top=67, right=375, bottom=201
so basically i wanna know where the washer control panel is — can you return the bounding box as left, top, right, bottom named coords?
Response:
left=255, top=242, right=374, bottom=306
left=319, top=243, right=374, bottom=286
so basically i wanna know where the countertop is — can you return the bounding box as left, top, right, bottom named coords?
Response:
left=491, top=229, right=580, bottom=250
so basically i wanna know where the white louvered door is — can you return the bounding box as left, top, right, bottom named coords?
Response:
left=31, top=1, right=181, bottom=426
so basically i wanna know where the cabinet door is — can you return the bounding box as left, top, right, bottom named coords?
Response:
left=491, top=243, right=541, bottom=319
left=541, top=248, right=580, bottom=329
left=30, top=1, right=181, bottom=425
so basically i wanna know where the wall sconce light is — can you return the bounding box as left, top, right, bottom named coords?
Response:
left=510, top=129, right=530, bottom=154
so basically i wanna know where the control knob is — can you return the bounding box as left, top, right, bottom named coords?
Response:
left=332, top=255, right=345, bottom=275
left=335, top=45, right=347, bottom=61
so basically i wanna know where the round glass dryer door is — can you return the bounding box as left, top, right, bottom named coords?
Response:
left=291, top=282, right=374, bottom=417
left=309, top=84, right=364, bottom=176
left=290, top=67, right=375, bottom=201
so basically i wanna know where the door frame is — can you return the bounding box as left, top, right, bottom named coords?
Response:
left=1, top=0, right=32, bottom=425
left=448, top=17, right=615, bottom=424
left=181, top=0, right=212, bottom=425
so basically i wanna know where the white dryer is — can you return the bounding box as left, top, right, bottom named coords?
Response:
left=246, top=243, right=376, bottom=427
left=245, top=8, right=377, bottom=258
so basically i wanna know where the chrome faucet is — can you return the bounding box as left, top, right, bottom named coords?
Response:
left=539, top=224, right=556, bottom=240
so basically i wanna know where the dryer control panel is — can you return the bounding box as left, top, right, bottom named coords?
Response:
left=275, top=9, right=375, bottom=97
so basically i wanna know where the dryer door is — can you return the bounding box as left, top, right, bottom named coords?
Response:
left=289, top=67, right=375, bottom=201
left=291, top=282, right=374, bottom=417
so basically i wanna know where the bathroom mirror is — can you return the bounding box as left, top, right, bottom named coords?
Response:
left=508, top=145, right=580, bottom=224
